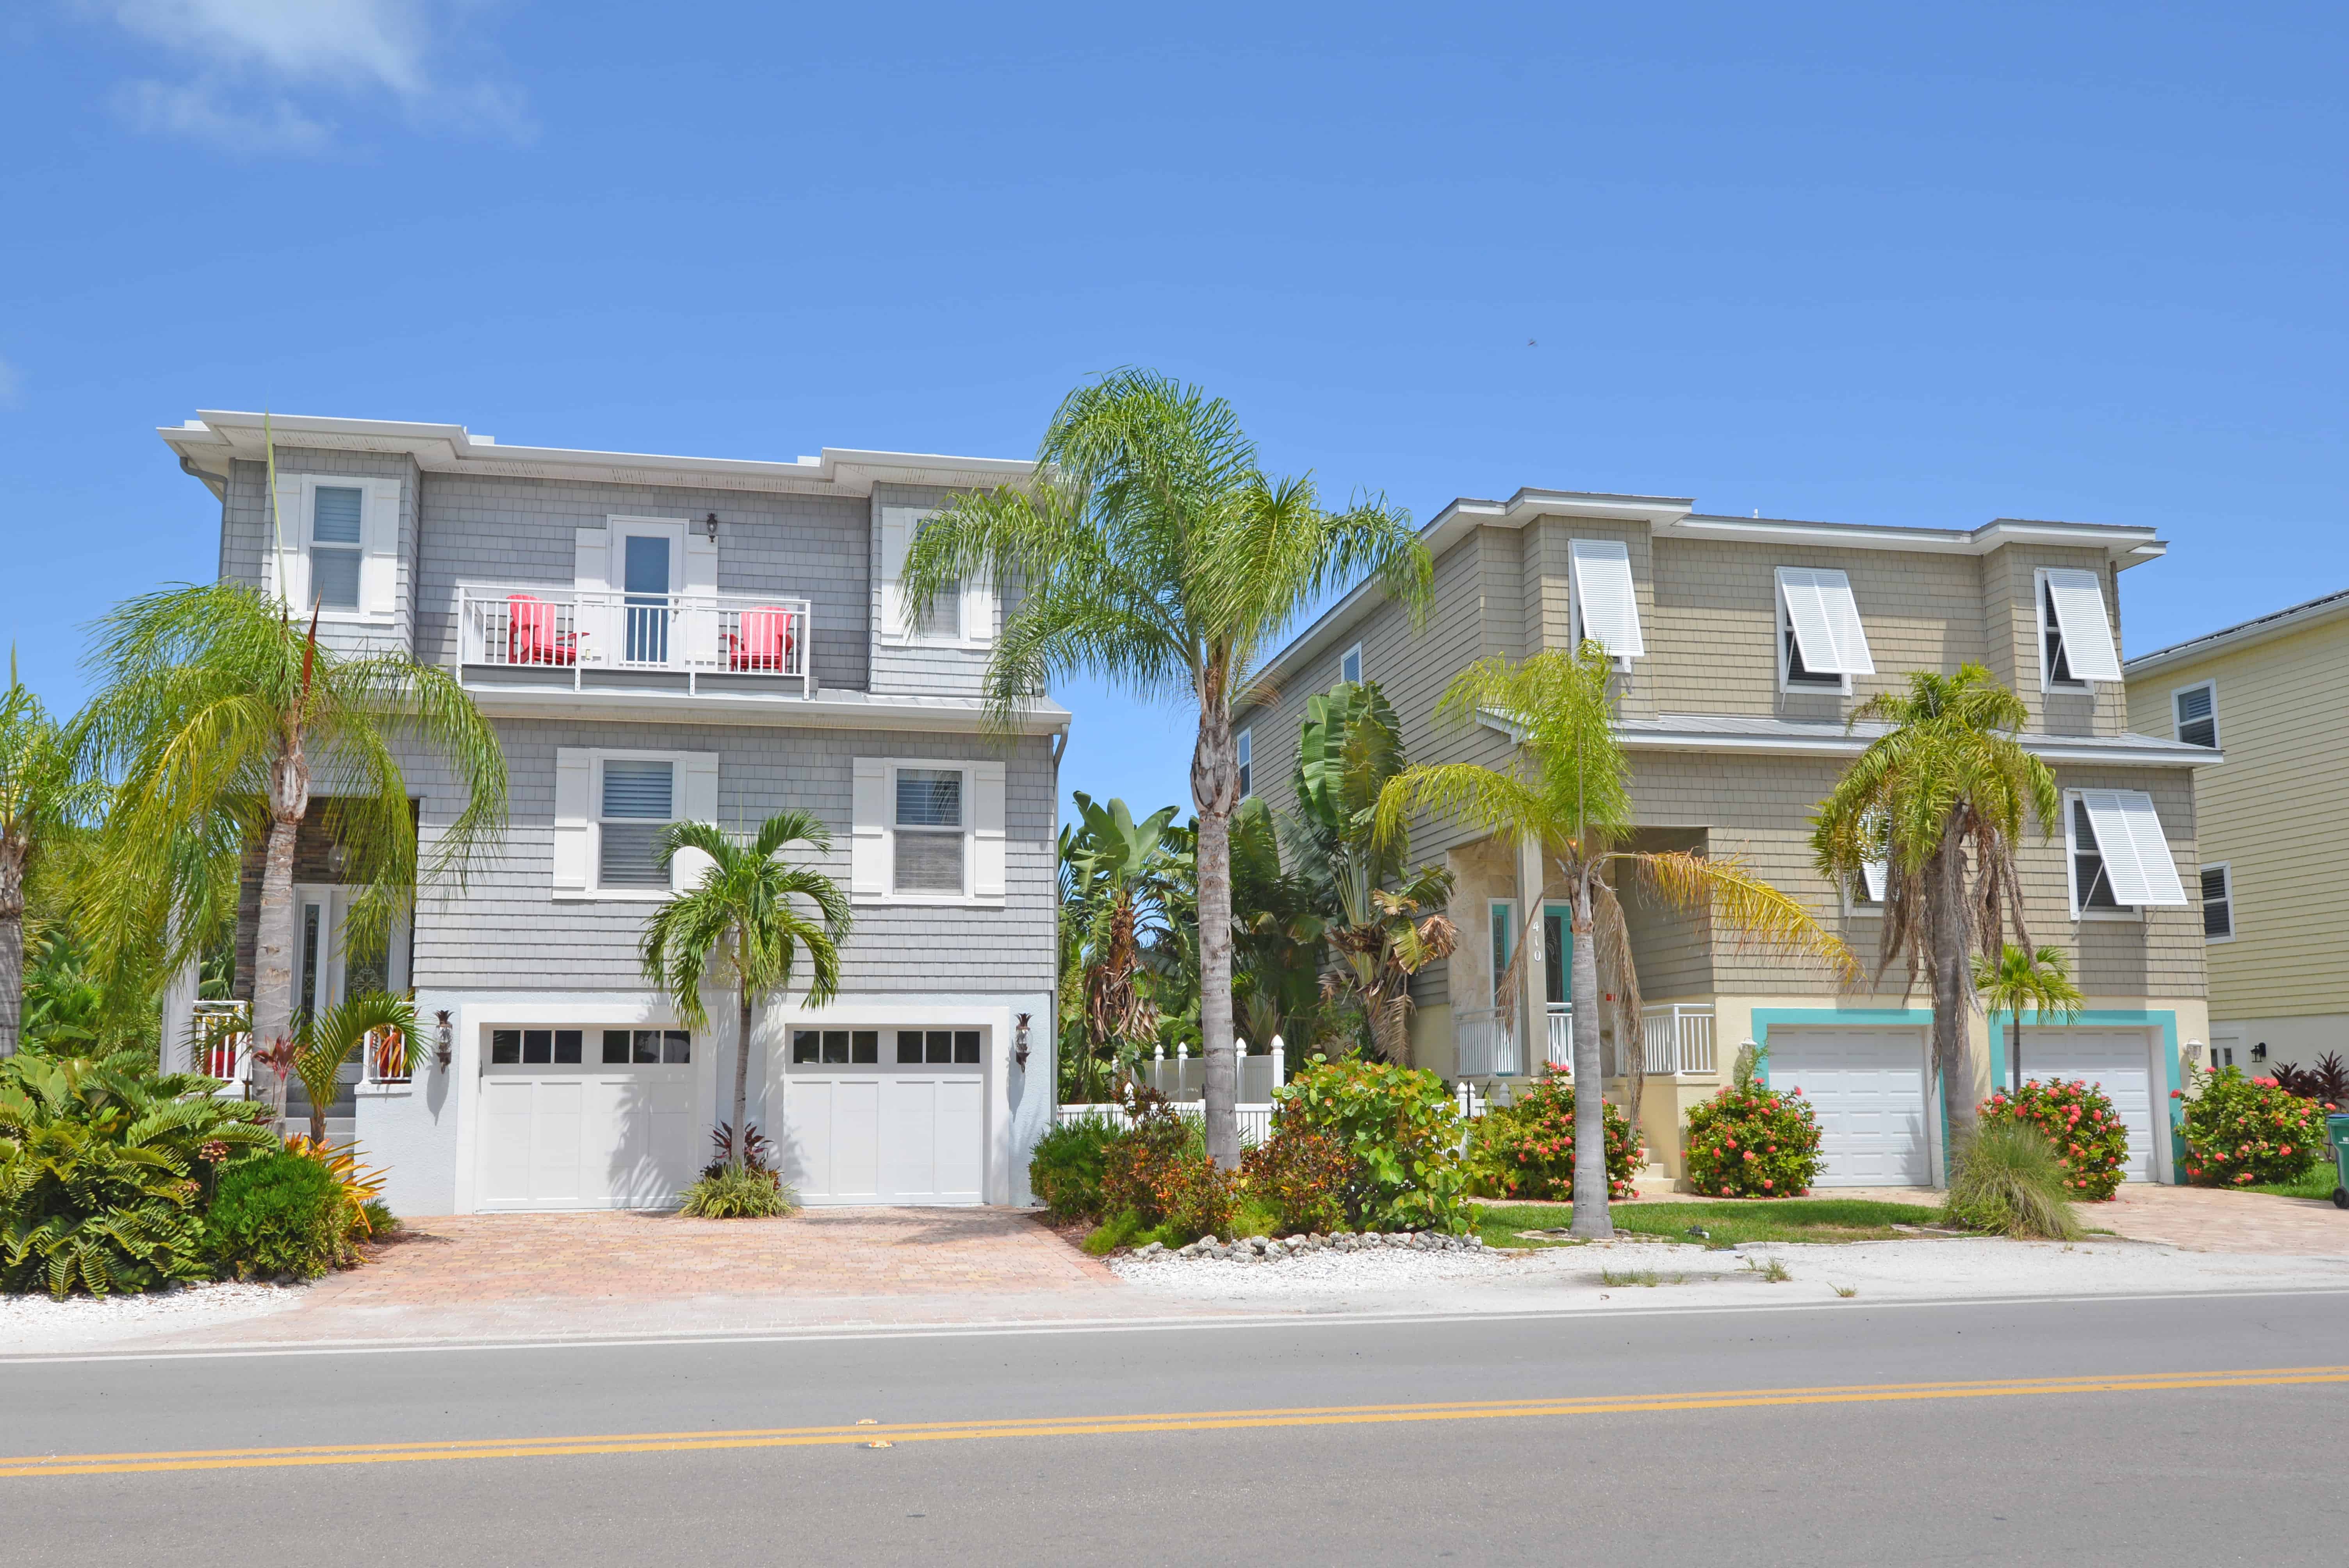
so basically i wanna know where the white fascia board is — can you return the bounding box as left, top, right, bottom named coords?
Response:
left=460, top=685, right=1071, bottom=735
left=1666, top=514, right=2163, bottom=568
left=159, top=412, right=1032, bottom=498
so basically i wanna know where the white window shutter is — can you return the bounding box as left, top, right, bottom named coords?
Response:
left=682, top=524, right=720, bottom=667
left=359, top=478, right=401, bottom=617
left=966, top=559, right=996, bottom=647
left=878, top=507, right=921, bottom=641
left=1568, top=539, right=1645, bottom=658
left=1777, top=567, right=1875, bottom=675
left=268, top=472, right=309, bottom=609
left=552, top=748, right=593, bottom=892
left=851, top=757, right=889, bottom=896
left=973, top=761, right=1006, bottom=898
left=671, top=753, right=720, bottom=890
left=2043, top=569, right=2123, bottom=681
left=1860, top=857, right=1888, bottom=902
left=2078, top=789, right=2189, bottom=906
left=573, top=527, right=610, bottom=665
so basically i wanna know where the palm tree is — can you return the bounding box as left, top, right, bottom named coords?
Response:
left=1059, top=793, right=1185, bottom=1100
left=1974, top=943, right=2085, bottom=1099
left=1377, top=645, right=1857, bottom=1238
left=1, top=653, right=100, bottom=1057
left=289, top=991, right=418, bottom=1144
left=641, top=811, right=852, bottom=1168
left=902, top=370, right=1431, bottom=1167
left=1811, top=665, right=2059, bottom=1154
left=75, top=584, right=508, bottom=1122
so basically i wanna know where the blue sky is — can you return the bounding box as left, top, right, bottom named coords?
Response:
left=2, top=2, right=2342, bottom=818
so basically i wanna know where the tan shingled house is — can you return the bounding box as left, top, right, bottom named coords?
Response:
left=1237, top=489, right=2218, bottom=1188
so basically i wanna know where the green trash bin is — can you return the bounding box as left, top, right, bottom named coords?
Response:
left=2328, top=1114, right=2349, bottom=1210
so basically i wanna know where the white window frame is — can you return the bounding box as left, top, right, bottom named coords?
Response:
left=269, top=473, right=400, bottom=623
left=1340, top=643, right=1363, bottom=686
left=1774, top=581, right=1852, bottom=695
left=2173, top=680, right=2219, bottom=749
left=305, top=480, right=368, bottom=614
left=1235, top=727, right=1253, bottom=799
left=862, top=758, right=1005, bottom=908
left=2063, top=788, right=2140, bottom=921
left=549, top=748, right=717, bottom=903
left=2200, top=861, right=2235, bottom=944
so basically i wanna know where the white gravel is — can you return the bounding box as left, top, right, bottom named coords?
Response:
left=0, top=1282, right=305, bottom=1354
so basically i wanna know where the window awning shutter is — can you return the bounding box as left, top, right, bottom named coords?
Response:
left=1775, top=567, right=1876, bottom=675
left=2043, top=569, right=2123, bottom=681
left=2077, top=789, right=2188, bottom=905
left=1568, top=539, right=1645, bottom=658
left=1860, top=857, right=1888, bottom=902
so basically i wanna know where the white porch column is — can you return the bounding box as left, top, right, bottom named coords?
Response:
left=157, top=956, right=200, bottom=1076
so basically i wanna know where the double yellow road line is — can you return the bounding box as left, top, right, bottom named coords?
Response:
left=7, top=1366, right=2341, bottom=1480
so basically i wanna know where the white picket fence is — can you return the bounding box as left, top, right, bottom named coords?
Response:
left=1056, top=1100, right=1278, bottom=1147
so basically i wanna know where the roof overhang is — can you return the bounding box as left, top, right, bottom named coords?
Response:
left=2124, top=586, right=2349, bottom=680
left=1475, top=710, right=2220, bottom=770
left=159, top=410, right=1034, bottom=499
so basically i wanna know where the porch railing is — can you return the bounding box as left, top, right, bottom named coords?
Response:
left=1454, top=1006, right=1522, bottom=1078
left=1640, top=1004, right=1717, bottom=1076
left=189, top=1000, right=250, bottom=1092
left=457, top=586, right=814, bottom=697
left=1545, top=1003, right=1574, bottom=1070
left=363, top=1026, right=412, bottom=1086
left=1057, top=1101, right=1275, bottom=1148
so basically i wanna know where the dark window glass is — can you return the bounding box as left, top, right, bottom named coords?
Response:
left=954, top=1030, right=980, bottom=1064
left=793, top=1030, right=821, bottom=1064
left=1784, top=620, right=1839, bottom=686
left=2073, top=799, right=2121, bottom=910
left=1543, top=912, right=1567, bottom=1007
left=822, top=1030, right=849, bottom=1064
left=2177, top=686, right=2217, bottom=748
left=2201, top=868, right=2232, bottom=938
left=852, top=1030, right=879, bottom=1064
left=663, top=1030, right=690, bottom=1064
left=927, top=1030, right=953, bottom=1065
left=2044, top=583, right=2081, bottom=686
left=554, top=1030, right=582, bottom=1064
left=898, top=1030, right=925, bottom=1064
left=491, top=1029, right=520, bottom=1065
left=634, top=1029, right=661, bottom=1064
left=603, top=1030, right=631, bottom=1064
left=523, top=1028, right=552, bottom=1065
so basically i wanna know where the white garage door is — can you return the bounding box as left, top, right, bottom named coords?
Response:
left=476, top=1028, right=699, bottom=1211
left=2020, top=1029, right=2157, bottom=1183
left=1768, top=1029, right=1933, bottom=1187
left=778, top=1027, right=985, bottom=1205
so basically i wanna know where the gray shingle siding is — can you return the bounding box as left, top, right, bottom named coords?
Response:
left=408, top=720, right=1057, bottom=995
left=868, top=482, right=1002, bottom=699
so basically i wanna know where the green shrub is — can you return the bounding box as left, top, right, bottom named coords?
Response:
left=360, top=1199, right=399, bottom=1237
left=0, top=1053, right=276, bottom=1298
left=1240, top=1122, right=1354, bottom=1233
left=2178, top=1064, right=2329, bottom=1187
left=1980, top=1079, right=2129, bottom=1199
left=1684, top=1079, right=1823, bottom=1199
left=678, top=1164, right=797, bottom=1218
left=1271, top=1055, right=1468, bottom=1233
left=1943, top=1121, right=2083, bottom=1240
left=205, top=1151, right=349, bottom=1281
left=1465, top=1068, right=1640, bottom=1201
left=1030, top=1115, right=1122, bottom=1222
left=1097, top=1090, right=1237, bottom=1244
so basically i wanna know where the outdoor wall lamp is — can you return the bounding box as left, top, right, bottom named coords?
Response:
left=2252, top=1042, right=2268, bottom=1062
left=433, top=1010, right=454, bottom=1070
left=1014, top=1014, right=1032, bottom=1070
left=701, top=512, right=720, bottom=541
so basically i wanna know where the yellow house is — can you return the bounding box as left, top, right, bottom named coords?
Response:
left=2126, top=589, right=2349, bottom=1080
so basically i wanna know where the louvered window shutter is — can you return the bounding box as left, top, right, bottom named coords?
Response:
left=1567, top=539, right=1645, bottom=658
left=2076, top=790, right=2189, bottom=905
left=267, top=472, right=309, bottom=609
left=683, top=524, right=719, bottom=666
left=552, top=748, right=593, bottom=892
left=851, top=758, right=889, bottom=895
left=1776, top=568, right=1876, bottom=675
left=973, top=761, right=1007, bottom=898
left=2042, top=570, right=2123, bottom=681
left=2175, top=685, right=2217, bottom=748
left=360, top=478, right=402, bottom=616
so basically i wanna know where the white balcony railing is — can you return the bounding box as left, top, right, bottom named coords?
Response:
left=457, top=587, right=813, bottom=697
left=1640, top=1004, right=1717, bottom=1076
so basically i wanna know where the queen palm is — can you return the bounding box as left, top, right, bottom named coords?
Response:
left=902, top=371, right=1431, bottom=1167
left=76, top=584, right=508, bottom=1122
left=1974, top=943, right=2085, bottom=1099
left=1811, top=664, right=2060, bottom=1153
left=641, top=811, right=852, bottom=1168
left=1, top=653, right=101, bottom=1057
left=1377, top=645, right=1856, bottom=1239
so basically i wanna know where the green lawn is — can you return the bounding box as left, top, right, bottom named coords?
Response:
left=1474, top=1197, right=1948, bottom=1250
left=2242, top=1166, right=2347, bottom=1202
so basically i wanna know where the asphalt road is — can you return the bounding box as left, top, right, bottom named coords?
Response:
left=5, top=1291, right=2346, bottom=1566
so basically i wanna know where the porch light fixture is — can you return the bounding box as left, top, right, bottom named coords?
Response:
left=1014, top=1013, right=1031, bottom=1069
left=701, top=512, right=720, bottom=541
left=433, top=1010, right=454, bottom=1070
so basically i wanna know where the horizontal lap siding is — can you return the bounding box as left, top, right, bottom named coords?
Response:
left=408, top=721, right=1056, bottom=994
left=2128, top=620, right=2349, bottom=1017
left=413, top=472, right=872, bottom=692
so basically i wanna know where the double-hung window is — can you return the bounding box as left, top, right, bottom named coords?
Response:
left=2065, top=788, right=2190, bottom=919
left=2174, top=683, right=2218, bottom=748
left=894, top=768, right=966, bottom=894
left=2201, top=864, right=2234, bottom=941
left=1235, top=728, right=1253, bottom=798
left=598, top=760, right=675, bottom=889
left=308, top=486, right=366, bottom=609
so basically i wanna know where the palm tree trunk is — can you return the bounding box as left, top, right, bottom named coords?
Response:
left=0, top=843, right=23, bottom=1058
left=733, top=969, right=754, bottom=1168
left=253, top=732, right=310, bottom=1128
left=1927, top=832, right=1977, bottom=1174
left=1568, top=865, right=1612, bottom=1239
left=310, top=1090, right=328, bottom=1146
left=1194, top=703, right=1240, bottom=1171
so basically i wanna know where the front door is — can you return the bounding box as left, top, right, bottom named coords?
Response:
left=1542, top=906, right=1573, bottom=1069
left=287, top=886, right=407, bottom=1132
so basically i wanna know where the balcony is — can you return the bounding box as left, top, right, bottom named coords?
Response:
left=457, top=586, right=813, bottom=698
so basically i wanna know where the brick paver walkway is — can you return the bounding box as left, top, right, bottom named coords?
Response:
left=2098, top=1185, right=2349, bottom=1256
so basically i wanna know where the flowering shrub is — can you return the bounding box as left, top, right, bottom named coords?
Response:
left=1239, top=1123, right=1353, bottom=1235
left=2177, top=1065, right=2328, bottom=1187
left=1684, top=1082, right=1823, bottom=1198
left=1979, top=1080, right=2129, bottom=1199
left=1465, top=1068, right=1640, bottom=1201
left=1273, top=1056, right=1469, bottom=1233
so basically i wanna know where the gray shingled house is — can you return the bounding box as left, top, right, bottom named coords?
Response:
left=158, top=412, right=1065, bottom=1215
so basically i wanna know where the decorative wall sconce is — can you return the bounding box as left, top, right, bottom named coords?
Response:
left=434, top=1009, right=454, bottom=1070
left=701, top=512, right=720, bottom=541
left=1014, top=1013, right=1032, bottom=1070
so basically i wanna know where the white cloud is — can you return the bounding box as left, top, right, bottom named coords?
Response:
left=98, top=1, right=529, bottom=152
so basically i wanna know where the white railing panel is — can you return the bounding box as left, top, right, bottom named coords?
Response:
left=458, top=588, right=812, bottom=694
left=362, top=1025, right=412, bottom=1086
left=1055, top=1101, right=1275, bottom=1148
left=188, top=1001, right=251, bottom=1094
left=1455, top=1007, right=1522, bottom=1078
left=1678, top=1007, right=1716, bottom=1075
left=1545, top=1005, right=1573, bottom=1070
